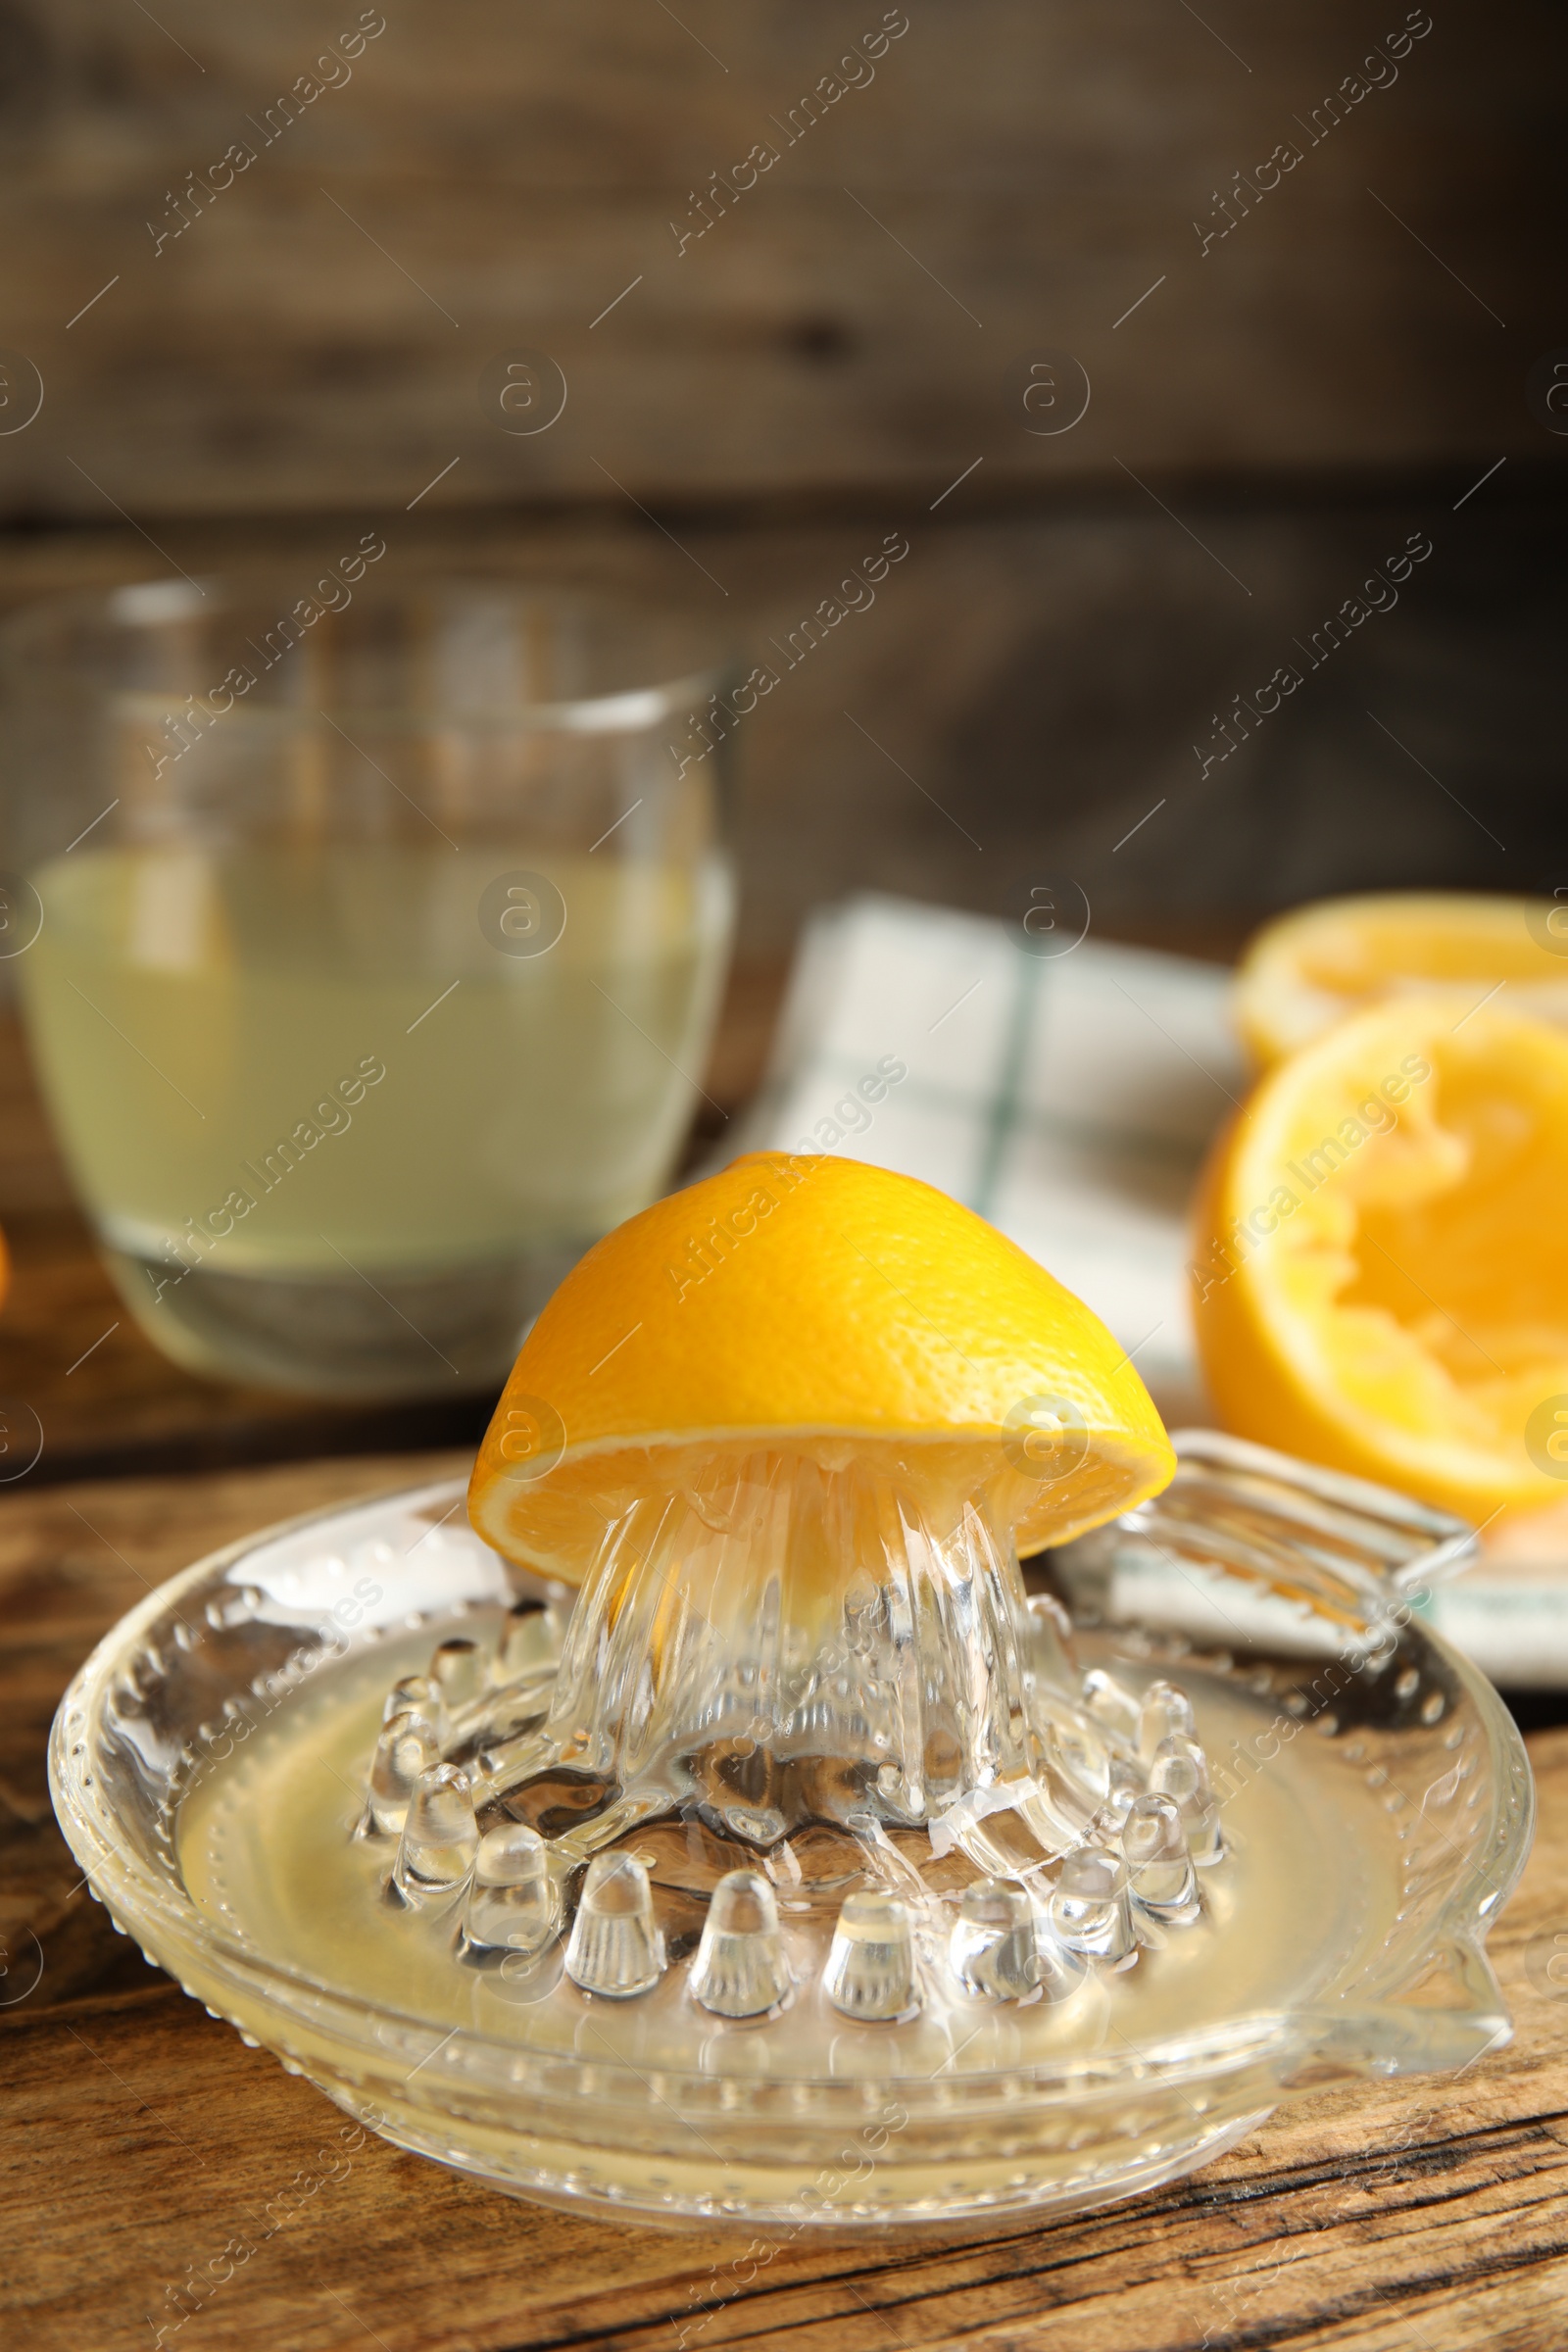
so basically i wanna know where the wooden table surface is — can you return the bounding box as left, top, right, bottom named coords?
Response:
left=3, top=1450, right=1567, bottom=2352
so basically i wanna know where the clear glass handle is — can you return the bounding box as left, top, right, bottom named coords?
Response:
left=1111, top=1428, right=1476, bottom=1607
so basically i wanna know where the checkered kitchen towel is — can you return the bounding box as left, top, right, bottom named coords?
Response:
left=731, top=892, right=1240, bottom=1428
left=730, top=892, right=1568, bottom=1686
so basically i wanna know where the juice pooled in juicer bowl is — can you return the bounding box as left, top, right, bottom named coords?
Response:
left=50, top=1155, right=1532, bottom=2232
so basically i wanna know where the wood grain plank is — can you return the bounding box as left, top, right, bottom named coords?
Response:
left=0, top=0, right=1556, bottom=517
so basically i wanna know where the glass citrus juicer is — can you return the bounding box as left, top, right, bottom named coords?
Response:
left=50, top=1155, right=1532, bottom=2233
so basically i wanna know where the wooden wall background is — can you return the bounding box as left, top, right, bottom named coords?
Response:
left=0, top=0, right=1558, bottom=513
left=0, top=0, right=1560, bottom=938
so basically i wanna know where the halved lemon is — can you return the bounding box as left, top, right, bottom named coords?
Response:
left=1192, top=996, right=1568, bottom=1525
left=1234, top=892, right=1568, bottom=1067
left=469, top=1152, right=1174, bottom=1580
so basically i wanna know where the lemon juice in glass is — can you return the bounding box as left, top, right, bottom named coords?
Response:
left=2, top=580, right=734, bottom=1396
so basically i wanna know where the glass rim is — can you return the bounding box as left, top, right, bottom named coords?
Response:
left=0, top=574, right=740, bottom=737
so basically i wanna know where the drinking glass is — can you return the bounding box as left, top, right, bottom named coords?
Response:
left=0, top=576, right=735, bottom=1396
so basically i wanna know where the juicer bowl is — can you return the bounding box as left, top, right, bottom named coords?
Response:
left=49, top=1434, right=1533, bottom=2234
